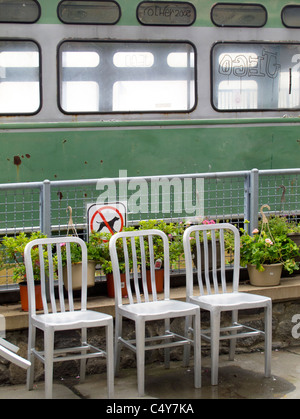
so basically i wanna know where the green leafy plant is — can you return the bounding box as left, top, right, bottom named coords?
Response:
left=240, top=220, right=300, bottom=274
left=1, top=231, right=48, bottom=282
left=95, top=227, right=136, bottom=274
left=60, top=231, right=109, bottom=266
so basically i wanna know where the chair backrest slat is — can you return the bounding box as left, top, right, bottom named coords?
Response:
left=38, top=244, right=48, bottom=313
left=131, top=236, right=142, bottom=303
left=55, top=243, right=66, bottom=312
left=139, top=236, right=149, bottom=302
left=122, top=237, right=134, bottom=304
left=65, top=242, right=74, bottom=311
left=47, top=243, right=57, bottom=313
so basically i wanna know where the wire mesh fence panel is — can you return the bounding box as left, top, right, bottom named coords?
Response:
left=0, top=183, right=42, bottom=287
left=1, top=169, right=300, bottom=290
left=259, top=171, right=300, bottom=221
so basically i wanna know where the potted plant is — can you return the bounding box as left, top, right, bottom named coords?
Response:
left=240, top=220, right=300, bottom=286
left=60, top=231, right=105, bottom=291
left=1, top=231, right=48, bottom=311
left=262, top=215, right=300, bottom=263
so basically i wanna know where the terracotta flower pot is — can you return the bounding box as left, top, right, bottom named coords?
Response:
left=19, top=281, right=43, bottom=312
left=247, top=263, right=282, bottom=287
left=146, top=269, right=164, bottom=293
left=106, top=272, right=128, bottom=298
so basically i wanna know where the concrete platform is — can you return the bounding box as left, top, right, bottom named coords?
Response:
left=1, top=347, right=300, bottom=400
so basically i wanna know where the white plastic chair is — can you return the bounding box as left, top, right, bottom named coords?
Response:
left=183, top=223, right=272, bottom=385
left=109, top=229, right=201, bottom=397
left=24, top=236, right=114, bottom=399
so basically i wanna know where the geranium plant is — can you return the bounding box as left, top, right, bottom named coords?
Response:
left=1, top=231, right=48, bottom=282
left=240, top=221, right=300, bottom=274
left=60, top=231, right=109, bottom=266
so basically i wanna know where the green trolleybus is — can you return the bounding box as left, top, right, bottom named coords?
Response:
left=0, top=0, right=299, bottom=183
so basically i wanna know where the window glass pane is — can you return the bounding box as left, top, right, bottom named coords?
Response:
left=58, top=0, right=120, bottom=24
left=113, top=52, right=154, bottom=68
left=282, top=5, right=300, bottom=28
left=212, top=43, right=300, bottom=111
left=0, top=41, right=41, bottom=114
left=59, top=41, right=196, bottom=113
left=0, top=0, right=40, bottom=23
left=211, top=3, right=267, bottom=27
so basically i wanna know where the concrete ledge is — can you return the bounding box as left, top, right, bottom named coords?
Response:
left=1, top=275, right=300, bottom=331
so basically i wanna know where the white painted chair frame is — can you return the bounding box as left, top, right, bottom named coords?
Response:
left=109, top=229, right=201, bottom=397
left=24, top=236, right=114, bottom=399
left=0, top=337, right=31, bottom=370
left=183, top=223, right=272, bottom=385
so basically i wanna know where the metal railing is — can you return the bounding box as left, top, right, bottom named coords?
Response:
left=0, top=168, right=299, bottom=288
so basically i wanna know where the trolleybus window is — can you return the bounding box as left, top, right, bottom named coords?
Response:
left=137, top=1, right=196, bottom=26
left=0, top=40, right=41, bottom=115
left=282, top=5, right=300, bottom=28
left=212, top=42, right=300, bottom=111
left=0, top=0, right=40, bottom=23
left=57, top=0, right=120, bottom=25
left=211, top=3, right=267, bottom=27
left=58, top=41, right=196, bottom=113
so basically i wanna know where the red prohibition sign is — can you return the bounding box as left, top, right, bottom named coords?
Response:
left=90, top=205, right=124, bottom=235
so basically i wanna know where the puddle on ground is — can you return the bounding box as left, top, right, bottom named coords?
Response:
left=143, top=364, right=295, bottom=399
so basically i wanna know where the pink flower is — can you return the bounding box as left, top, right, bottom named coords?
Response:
left=265, top=238, right=273, bottom=245
left=252, top=228, right=259, bottom=234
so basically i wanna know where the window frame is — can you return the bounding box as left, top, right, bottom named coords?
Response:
left=57, top=39, right=197, bottom=115
left=57, top=0, right=121, bottom=25
left=211, top=2, right=267, bottom=28
left=0, top=38, right=42, bottom=116
left=210, top=41, right=300, bottom=113
left=0, top=0, right=41, bottom=24
left=136, top=1, right=196, bottom=27
left=281, top=5, right=300, bottom=28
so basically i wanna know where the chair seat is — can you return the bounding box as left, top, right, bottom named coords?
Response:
left=190, top=291, right=271, bottom=311
left=32, top=310, right=112, bottom=331
left=119, top=299, right=199, bottom=321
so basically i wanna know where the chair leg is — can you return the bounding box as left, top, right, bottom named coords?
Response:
left=114, top=314, right=122, bottom=375
left=210, top=310, right=221, bottom=386
left=44, top=328, right=54, bottom=399
left=80, top=327, right=87, bottom=382
left=26, top=324, right=36, bottom=391
left=106, top=319, right=114, bottom=399
left=136, top=319, right=146, bottom=397
left=229, top=310, right=238, bottom=361
left=193, top=310, right=201, bottom=388
left=183, top=315, right=193, bottom=367
left=164, top=318, right=170, bottom=369
left=264, top=302, right=272, bottom=378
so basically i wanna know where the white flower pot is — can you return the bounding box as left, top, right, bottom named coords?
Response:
left=247, top=263, right=282, bottom=287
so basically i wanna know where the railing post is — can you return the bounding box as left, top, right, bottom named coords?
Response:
left=244, top=172, right=251, bottom=231
left=41, top=179, right=51, bottom=237
left=249, top=168, right=259, bottom=234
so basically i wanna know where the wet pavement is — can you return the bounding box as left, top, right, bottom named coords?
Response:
left=1, top=346, right=300, bottom=400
